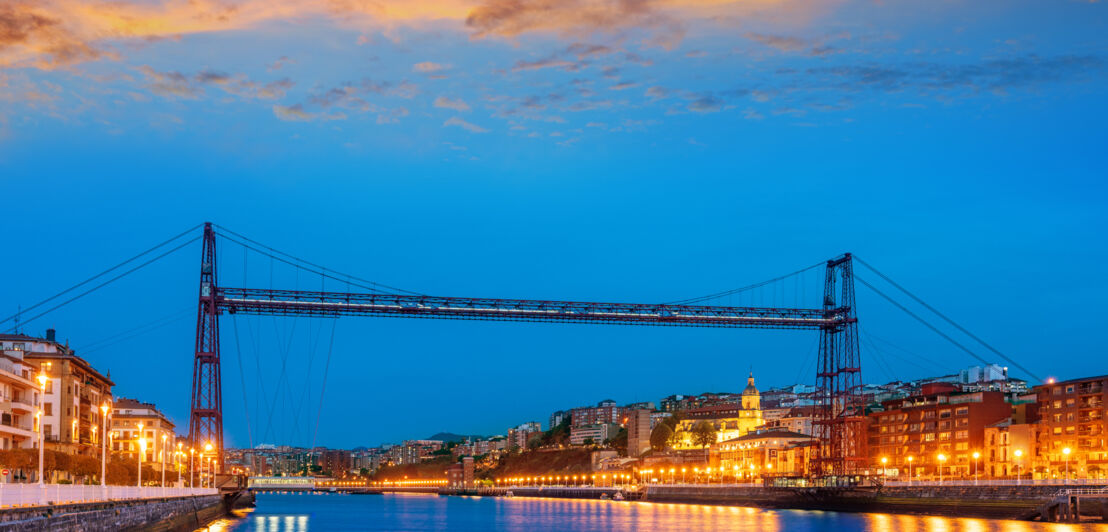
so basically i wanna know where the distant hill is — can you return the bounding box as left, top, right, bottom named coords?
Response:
left=428, top=432, right=483, bottom=443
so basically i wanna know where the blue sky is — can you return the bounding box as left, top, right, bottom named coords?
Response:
left=1, top=0, right=1106, bottom=449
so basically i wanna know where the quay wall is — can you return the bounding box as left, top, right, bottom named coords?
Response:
left=643, top=485, right=1108, bottom=521
left=0, top=494, right=228, bottom=532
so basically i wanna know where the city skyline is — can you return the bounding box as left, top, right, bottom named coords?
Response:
left=3, top=0, right=1107, bottom=449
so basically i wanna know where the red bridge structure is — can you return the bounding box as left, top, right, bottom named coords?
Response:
left=189, top=223, right=866, bottom=478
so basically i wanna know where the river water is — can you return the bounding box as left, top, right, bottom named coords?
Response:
left=210, top=492, right=1108, bottom=532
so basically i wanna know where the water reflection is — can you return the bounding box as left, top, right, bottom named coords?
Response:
left=216, top=493, right=1108, bottom=532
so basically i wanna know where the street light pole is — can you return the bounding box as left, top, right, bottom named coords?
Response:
left=100, top=403, right=109, bottom=487
left=1014, top=449, right=1023, bottom=485
left=36, top=371, right=48, bottom=486
left=161, top=434, right=167, bottom=487
left=138, top=438, right=146, bottom=489
left=1063, top=447, right=1072, bottom=484
left=937, top=454, right=946, bottom=485
left=190, top=448, right=195, bottom=488
left=972, top=452, right=980, bottom=486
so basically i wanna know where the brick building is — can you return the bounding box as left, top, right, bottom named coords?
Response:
left=1034, top=375, right=1107, bottom=480
left=570, top=400, right=624, bottom=428
left=868, top=382, right=1011, bottom=479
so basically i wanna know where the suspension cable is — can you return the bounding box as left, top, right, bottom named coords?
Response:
left=854, top=273, right=1042, bottom=382
left=664, top=261, right=824, bottom=305
left=4, top=236, right=200, bottom=333
left=311, top=319, right=338, bottom=452
left=231, top=315, right=254, bottom=450
left=854, top=256, right=1026, bottom=378
left=214, top=224, right=424, bottom=296
left=1, top=224, right=202, bottom=327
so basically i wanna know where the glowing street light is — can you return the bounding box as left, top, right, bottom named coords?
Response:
left=138, top=438, right=147, bottom=488
left=1063, top=447, right=1072, bottom=484
left=36, top=371, right=48, bottom=486
left=972, top=451, right=980, bottom=485
left=937, top=453, right=947, bottom=485
left=100, top=403, right=110, bottom=487
left=907, top=456, right=914, bottom=485
left=1014, top=449, right=1023, bottom=485
left=880, top=457, right=888, bottom=481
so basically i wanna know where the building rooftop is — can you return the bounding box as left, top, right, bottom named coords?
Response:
left=721, top=430, right=814, bottom=443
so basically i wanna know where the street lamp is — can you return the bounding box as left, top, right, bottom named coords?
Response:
left=1014, top=449, right=1023, bottom=485
left=972, top=452, right=980, bottom=485
left=881, top=457, right=888, bottom=482
left=36, top=371, right=48, bottom=486
left=907, top=456, right=914, bottom=485
left=161, top=434, right=168, bottom=487
left=681, top=468, right=687, bottom=484
left=937, top=454, right=947, bottom=485
left=100, top=403, right=109, bottom=487
left=190, top=448, right=195, bottom=488
left=1063, top=447, right=1072, bottom=484
left=204, top=442, right=213, bottom=488
left=138, top=438, right=147, bottom=488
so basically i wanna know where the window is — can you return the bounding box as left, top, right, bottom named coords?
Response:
left=956, top=419, right=969, bottom=427
left=955, top=430, right=969, bottom=439
left=923, top=433, right=935, bottom=442
left=45, top=381, right=53, bottom=394
left=955, top=407, right=969, bottom=416
left=1054, top=387, right=1062, bottom=395
left=1067, top=385, right=1075, bottom=394
left=939, top=432, right=951, bottom=441
left=940, top=410, right=952, bottom=419
left=44, top=424, right=52, bottom=437
left=955, top=442, right=968, bottom=451
left=1054, top=400, right=1063, bottom=408
left=43, top=403, right=52, bottom=416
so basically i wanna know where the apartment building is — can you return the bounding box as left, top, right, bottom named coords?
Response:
left=868, top=382, right=1011, bottom=479
left=18, top=330, right=113, bottom=456
left=1034, top=375, right=1108, bottom=479
left=111, top=397, right=177, bottom=465
left=0, top=335, right=44, bottom=450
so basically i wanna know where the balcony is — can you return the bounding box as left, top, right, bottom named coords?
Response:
left=1078, top=383, right=1104, bottom=395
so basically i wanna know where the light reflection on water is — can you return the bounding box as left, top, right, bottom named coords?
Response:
left=208, top=492, right=1108, bottom=532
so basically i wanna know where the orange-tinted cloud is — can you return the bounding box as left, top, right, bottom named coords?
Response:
left=1, top=0, right=827, bottom=70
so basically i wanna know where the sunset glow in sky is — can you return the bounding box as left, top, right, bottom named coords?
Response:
left=2, top=0, right=1106, bottom=448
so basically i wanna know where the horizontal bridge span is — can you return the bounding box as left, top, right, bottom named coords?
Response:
left=215, top=287, right=843, bottom=329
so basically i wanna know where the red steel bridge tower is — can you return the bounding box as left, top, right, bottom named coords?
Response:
left=188, top=223, right=865, bottom=476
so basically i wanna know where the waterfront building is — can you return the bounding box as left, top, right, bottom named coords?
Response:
left=760, top=406, right=819, bottom=436
left=318, top=449, right=353, bottom=477
left=570, top=400, right=624, bottom=428
left=626, top=409, right=651, bottom=457
left=983, top=420, right=1037, bottom=479
left=569, top=423, right=619, bottom=446
left=398, top=440, right=444, bottom=464
left=111, top=397, right=175, bottom=464
left=1033, top=375, right=1108, bottom=479
left=672, top=373, right=763, bottom=449
left=0, top=338, right=42, bottom=450
left=712, top=430, right=816, bottom=479
left=867, top=382, right=1011, bottom=479
left=17, top=330, right=113, bottom=456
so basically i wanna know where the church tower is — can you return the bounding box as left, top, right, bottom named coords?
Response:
left=741, top=371, right=760, bottom=410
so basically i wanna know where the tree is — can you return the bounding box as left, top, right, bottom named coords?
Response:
left=609, top=428, right=628, bottom=456
left=650, top=423, right=673, bottom=452
left=582, top=438, right=595, bottom=446
left=527, top=436, right=542, bottom=451
left=691, top=421, right=717, bottom=449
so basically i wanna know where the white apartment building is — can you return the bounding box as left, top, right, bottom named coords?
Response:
left=0, top=335, right=43, bottom=450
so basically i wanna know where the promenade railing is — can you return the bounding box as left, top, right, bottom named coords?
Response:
left=0, top=484, right=218, bottom=508
left=883, top=479, right=1108, bottom=487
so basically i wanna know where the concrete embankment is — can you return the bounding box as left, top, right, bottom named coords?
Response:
left=0, top=492, right=253, bottom=531
left=643, top=485, right=1108, bottom=522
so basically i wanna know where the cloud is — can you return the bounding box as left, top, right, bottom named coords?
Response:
left=268, top=56, right=293, bottom=71
left=804, top=54, right=1105, bottom=94
left=745, top=32, right=807, bottom=52
left=272, top=104, right=345, bottom=122
left=645, top=86, right=670, bottom=99
left=434, top=95, right=471, bottom=111
left=687, top=95, right=723, bottom=113
left=444, top=116, right=489, bottom=133
left=512, top=57, right=580, bottom=72
left=136, top=66, right=294, bottom=101
left=609, top=81, right=638, bottom=90
left=413, top=61, right=451, bottom=73
left=465, top=0, right=685, bottom=45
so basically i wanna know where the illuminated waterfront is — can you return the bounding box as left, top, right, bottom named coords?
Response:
left=214, top=493, right=1108, bottom=531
